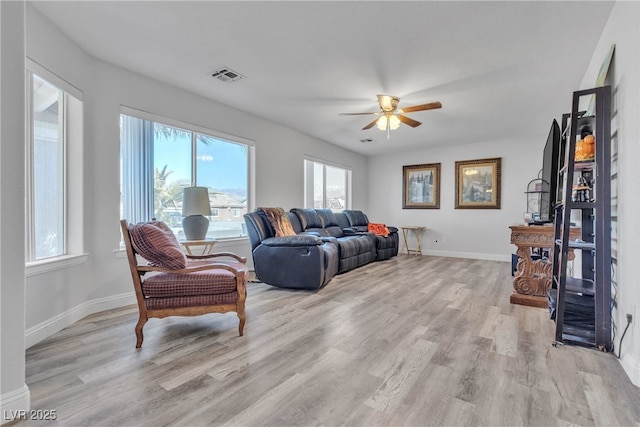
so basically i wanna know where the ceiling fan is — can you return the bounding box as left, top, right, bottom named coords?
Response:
left=339, top=94, right=442, bottom=139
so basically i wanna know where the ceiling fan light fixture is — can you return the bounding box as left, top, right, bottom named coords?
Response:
left=340, top=95, right=441, bottom=134
left=389, top=114, right=401, bottom=130
left=376, top=114, right=400, bottom=131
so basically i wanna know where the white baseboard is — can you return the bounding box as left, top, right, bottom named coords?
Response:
left=620, top=352, right=640, bottom=387
left=0, top=384, right=30, bottom=425
left=25, top=292, right=136, bottom=349
left=423, top=249, right=511, bottom=262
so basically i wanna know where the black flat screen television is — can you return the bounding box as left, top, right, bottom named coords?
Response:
left=539, top=119, right=561, bottom=222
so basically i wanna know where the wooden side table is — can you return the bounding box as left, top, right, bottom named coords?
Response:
left=509, top=225, right=580, bottom=308
left=401, top=226, right=426, bottom=256
left=179, top=238, right=217, bottom=255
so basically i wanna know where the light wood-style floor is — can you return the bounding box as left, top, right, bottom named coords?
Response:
left=21, top=255, right=640, bottom=426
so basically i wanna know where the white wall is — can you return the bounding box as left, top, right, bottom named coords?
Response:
left=23, top=4, right=368, bottom=346
left=0, top=0, right=30, bottom=421
left=580, top=1, right=640, bottom=386
left=366, top=136, right=543, bottom=261
left=12, top=0, right=640, bottom=395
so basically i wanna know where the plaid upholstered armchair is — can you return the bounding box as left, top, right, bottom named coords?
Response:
left=120, top=220, right=247, bottom=348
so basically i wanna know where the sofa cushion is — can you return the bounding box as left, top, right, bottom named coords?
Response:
left=334, top=212, right=351, bottom=229
left=257, top=207, right=296, bottom=237
left=375, top=235, right=397, bottom=250
left=291, top=208, right=323, bottom=230
left=344, top=210, right=369, bottom=227
left=129, top=221, right=187, bottom=270
left=145, top=292, right=238, bottom=310
left=143, top=271, right=238, bottom=297
left=337, top=235, right=372, bottom=258
left=315, top=209, right=345, bottom=238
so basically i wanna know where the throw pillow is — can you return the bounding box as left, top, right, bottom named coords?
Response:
left=257, top=207, right=296, bottom=237
left=368, top=222, right=390, bottom=237
left=129, top=221, right=187, bottom=270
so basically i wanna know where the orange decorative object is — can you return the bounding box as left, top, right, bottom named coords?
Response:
left=368, top=223, right=390, bottom=237
left=576, top=134, right=595, bottom=161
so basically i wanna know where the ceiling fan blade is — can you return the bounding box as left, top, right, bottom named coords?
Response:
left=362, top=118, right=379, bottom=130
left=338, top=112, right=378, bottom=116
left=399, top=101, right=442, bottom=114
left=397, top=114, right=422, bottom=128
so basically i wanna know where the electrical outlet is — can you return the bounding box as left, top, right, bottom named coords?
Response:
left=627, top=313, right=633, bottom=323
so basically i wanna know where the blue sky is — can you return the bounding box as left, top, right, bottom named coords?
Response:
left=154, top=133, right=247, bottom=194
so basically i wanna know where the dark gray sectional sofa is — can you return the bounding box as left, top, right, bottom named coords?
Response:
left=244, top=208, right=398, bottom=290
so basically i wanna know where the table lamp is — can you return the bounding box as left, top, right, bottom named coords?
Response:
left=182, top=186, right=211, bottom=240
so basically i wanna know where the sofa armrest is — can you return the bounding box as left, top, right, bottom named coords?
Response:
left=387, top=226, right=398, bottom=234
left=319, top=236, right=338, bottom=245
left=261, top=235, right=322, bottom=248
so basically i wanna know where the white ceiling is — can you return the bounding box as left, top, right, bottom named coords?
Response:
left=30, top=1, right=614, bottom=156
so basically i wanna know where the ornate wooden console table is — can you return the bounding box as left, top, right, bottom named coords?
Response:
left=509, top=225, right=580, bottom=308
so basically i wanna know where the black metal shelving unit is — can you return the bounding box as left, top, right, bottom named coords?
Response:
left=549, top=85, right=612, bottom=351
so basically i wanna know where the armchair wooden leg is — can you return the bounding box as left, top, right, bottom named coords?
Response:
left=135, top=316, right=147, bottom=349
left=238, top=312, right=245, bottom=336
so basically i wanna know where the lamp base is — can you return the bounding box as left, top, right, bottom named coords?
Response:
left=182, top=215, right=209, bottom=240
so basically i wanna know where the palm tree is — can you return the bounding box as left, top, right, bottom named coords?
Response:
left=153, top=165, right=189, bottom=224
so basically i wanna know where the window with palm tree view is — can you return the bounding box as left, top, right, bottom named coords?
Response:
left=120, top=112, right=250, bottom=240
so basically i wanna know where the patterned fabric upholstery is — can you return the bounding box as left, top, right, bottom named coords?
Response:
left=142, top=259, right=247, bottom=298
left=121, top=219, right=247, bottom=348
left=129, top=221, right=187, bottom=270
left=145, top=292, right=238, bottom=310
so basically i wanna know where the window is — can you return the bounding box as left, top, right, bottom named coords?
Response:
left=120, top=110, right=252, bottom=240
left=26, top=71, right=82, bottom=262
left=304, top=159, right=351, bottom=212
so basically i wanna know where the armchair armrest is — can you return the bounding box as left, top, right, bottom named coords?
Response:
left=187, top=252, right=247, bottom=263
left=138, top=262, right=245, bottom=276
left=387, top=226, right=398, bottom=234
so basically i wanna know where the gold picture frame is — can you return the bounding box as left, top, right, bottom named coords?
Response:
left=402, top=163, right=441, bottom=209
left=455, top=157, right=501, bottom=209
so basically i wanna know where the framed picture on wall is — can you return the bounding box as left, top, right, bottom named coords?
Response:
left=455, top=157, right=501, bottom=209
left=402, top=163, right=441, bottom=209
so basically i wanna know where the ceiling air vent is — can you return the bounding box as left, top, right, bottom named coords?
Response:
left=211, top=67, right=245, bottom=83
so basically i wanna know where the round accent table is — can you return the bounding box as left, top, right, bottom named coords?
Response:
left=179, top=238, right=217, bottom=255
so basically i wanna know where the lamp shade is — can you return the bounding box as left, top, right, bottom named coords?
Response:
left=182, top=187, right=212, bottom=217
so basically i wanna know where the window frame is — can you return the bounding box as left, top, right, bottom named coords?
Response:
left=119, top=106, right=255, bottom=241
left=25, top=60, right=85, bottom=267
left=303, top=156, right=352, bottom=212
